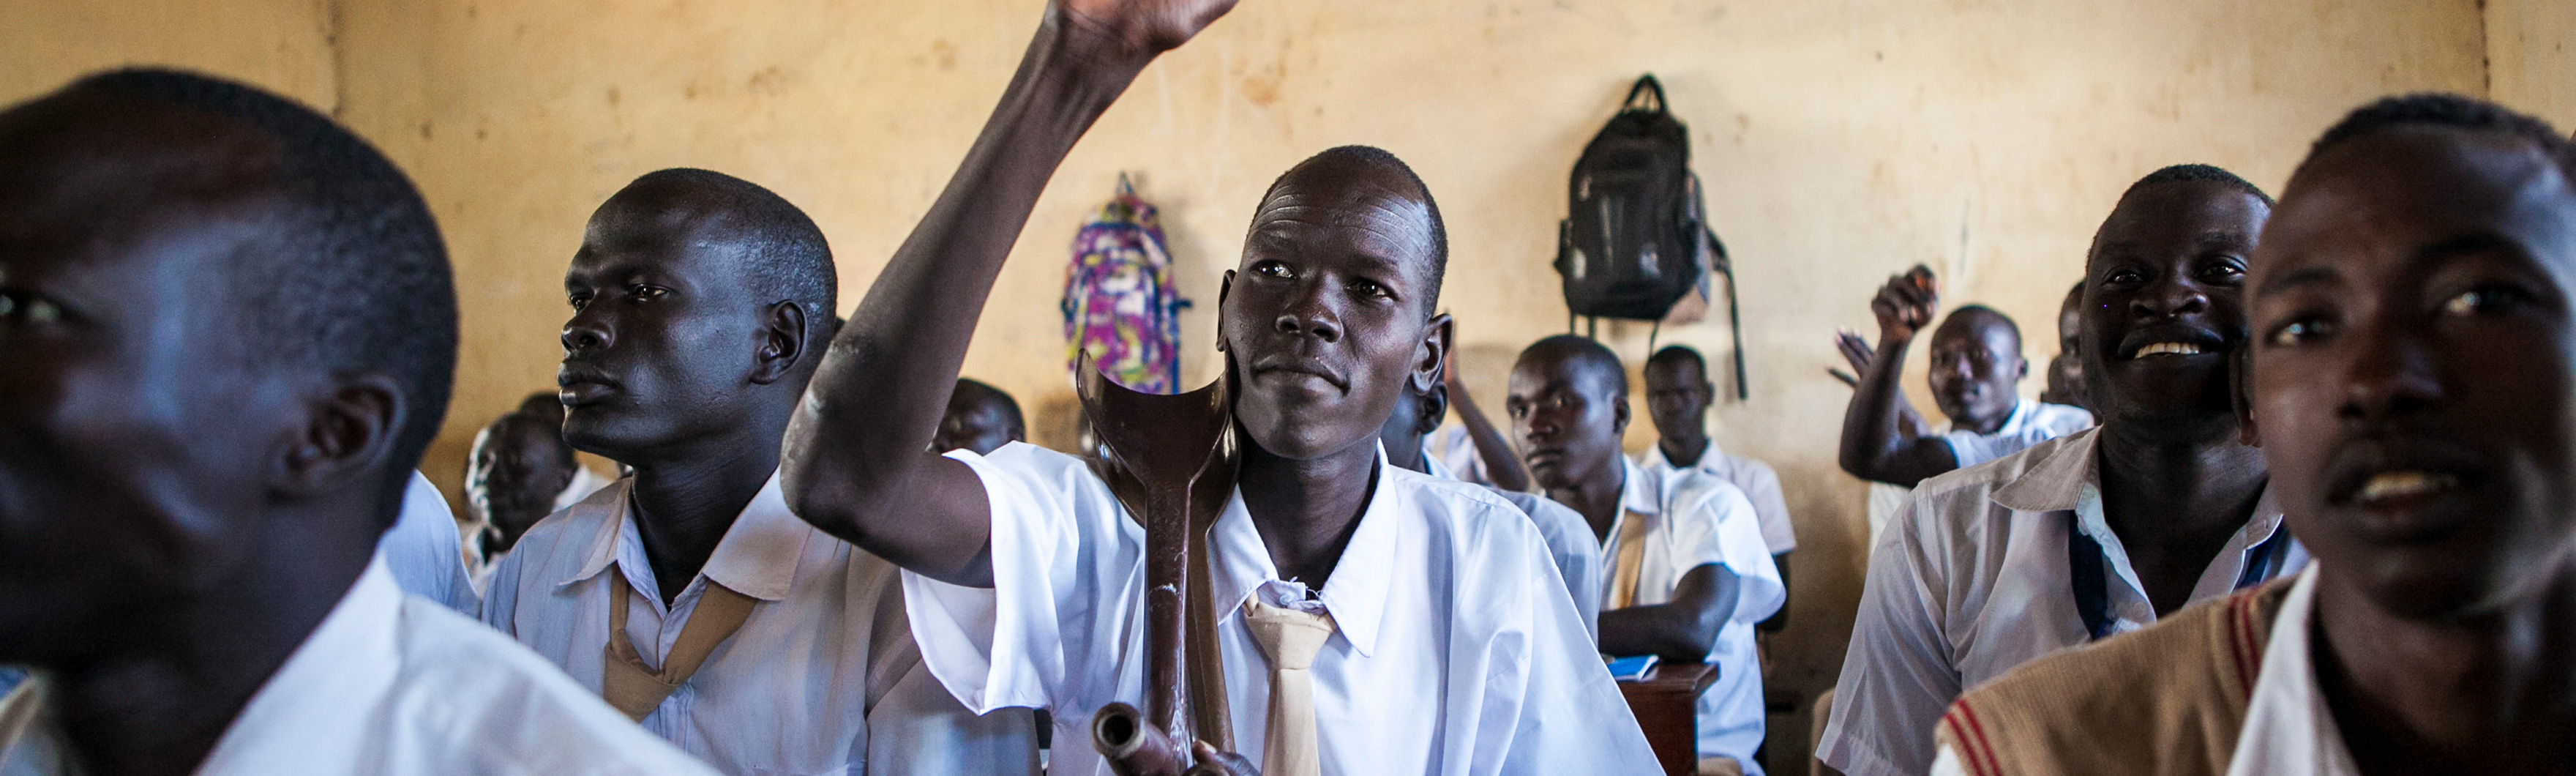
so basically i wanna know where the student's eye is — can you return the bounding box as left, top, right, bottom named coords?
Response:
left=632, top=285, right=670, bottom=302
left=1349, top=277, right=1393, bottom=301
left=1251, top=261, right=1296, bottom=280
left=568, top=293, right=592, bottom=311
left=2198, top=261, right=2247, bottom=285
left=2103, top=268, right=2145, bottom=286
left=0, top=290, right=64, bottom=326
left=2441, top=286, right=2531, bottom=317
left=2266, top=317, right=2336, bottom=346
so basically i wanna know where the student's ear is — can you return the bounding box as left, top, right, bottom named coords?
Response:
left=2231, top=343, right=2261, bottom=447
left=750, top=301, right=810, bottom=386
left=274, top=373, right=404, bottom=514
left=1612, top=390, right=1631, bottom=434
left=1214, top=270, right=1235, bottom=354
left=1418, top=378, right=1451, bottom=437
left=1412, top=313, right=1454, bottom=394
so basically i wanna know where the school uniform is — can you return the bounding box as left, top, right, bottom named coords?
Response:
left=0, top=559, right=716, bottom=776
left=1602, top=460, right=1786, bottom=774
left=905, top=441, right=1662, bottom=776
left=482, top=474, right=1038, bottom=776
left=381, top=470, right=479, bottom=613
left=1926, top=567, right=2338, bottom=776
left=1639, top=442, right=1796, bottom=555
left=466, top=466, right=618, bottom=597
left=1819, top=428, right=2305, bottom=776
left=1863, top=400, right=2094, bottom=546
left=1421, top=452, right=1605, bottom=642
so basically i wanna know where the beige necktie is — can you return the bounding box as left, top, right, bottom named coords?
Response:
left=601, top=570, right=757, bottom=720
left=1606, top=510, right=1654, bottom=609
left=1244, top=600, right=1336, bottom=776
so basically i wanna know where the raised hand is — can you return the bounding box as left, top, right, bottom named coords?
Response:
left=1054, top=0, right=1243, bottom=67
left=1834, top=327, right=1876, bottom=377
left=1868, top=264, right=1939, bottom=346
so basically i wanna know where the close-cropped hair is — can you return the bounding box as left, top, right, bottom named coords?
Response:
left=2304, top=92, right=2576, bottom=185
left=64, top=68, right=457, bottom=494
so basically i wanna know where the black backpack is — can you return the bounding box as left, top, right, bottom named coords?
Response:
left=1555, top=75, right=1703, bottom=321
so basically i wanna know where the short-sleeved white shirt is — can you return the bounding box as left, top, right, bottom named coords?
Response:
left=1865, top=400, right=2097, bottom=545
left=1420, top=452, right=1605, bottom=643
left=0, top=560, right=716, bottom=776
left=1603, top=460, right=1786, bottom=773
left=1821, top=428, right=2305, bottom=776
left=904, top=441, right=1661, bottom=776
left=1639, top=442, right=1797, bottom=554
left=482, top=474, right=1038, bottom=776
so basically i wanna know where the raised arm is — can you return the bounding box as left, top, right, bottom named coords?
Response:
left=1838, top=266, right=1961, bottom=487
left=782, top=0, right=1237, bottom=586
left=1442, top=342, right=1532, bottom=492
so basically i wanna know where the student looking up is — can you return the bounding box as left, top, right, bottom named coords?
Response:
left=1819, top=165, right=2308, bottom=776
left=1641, top=344, right=1796, bottom=630
left=0, top=68, right=710, bottom=776
left=776, top=1, right=1661, bottom=772
left=1935, top=93, right=2576, bottom=776
left=1510, top=335, right=1784, bottom=776
left=933, top=378, right=1026, bottom=455
left=479, top=168, right=1037, bottom=775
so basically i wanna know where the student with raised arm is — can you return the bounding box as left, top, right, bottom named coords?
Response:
left=1817, top=165, right=2307, bottom=776
left=1934, top=94, right=2576, bottom=776
left=480, top=169, right=1037, bottom=775
left=0, top=69, right=711, bottom=776
left=1509, top=336, right=1784, bottom=776
left=778, top=1, right=1659, bottom=774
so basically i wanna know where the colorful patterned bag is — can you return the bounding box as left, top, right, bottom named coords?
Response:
left=1063, top=176, right=1188, bottom=393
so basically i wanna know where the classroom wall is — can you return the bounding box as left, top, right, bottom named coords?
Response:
left=2490, top=0, right=2576, bottom=130
left=2, top=0, right=2523, bottom=766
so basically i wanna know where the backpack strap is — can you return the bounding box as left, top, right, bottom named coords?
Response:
left=1622, top=75, right=1666, bottom=114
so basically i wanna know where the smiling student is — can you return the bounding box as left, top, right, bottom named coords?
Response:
left=1933, top=94, right=2576, bottom=776
left=775, top=0, right=1659, bottom=773
left=1819, top=165, right=2308, bottom=776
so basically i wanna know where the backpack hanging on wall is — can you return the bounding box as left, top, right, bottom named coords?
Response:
left=1063, top=174, right=1189, bottom=394
left=1555, top=74, right=1749, bottom=400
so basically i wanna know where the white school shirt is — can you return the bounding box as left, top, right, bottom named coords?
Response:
left=481, top=474, right=1038, bottom=776
left=1820, top=428, right=2306, bottom=776
left=381, top=470, right=479, bottom=613
left=1921, top=564, right=2355, bottom=776
left=466, top=466, right=618, bottom=597
left=1421, top=452, right=1606, bottom=642
left=1425, top=424, right=1497, bottom=487
left=1863, top=400, right=2095, bottom=547
left=1639, top=441, right=1797, bottom=554
left=904, top=441, right=1662, bottom=776
left=0, top=559, right=716, bottom=776
left=1602, top=459, right=1786, bottom=774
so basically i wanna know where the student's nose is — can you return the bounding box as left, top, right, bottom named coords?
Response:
left=2129, top=275, right=2212, bottom=321
left=1272, top=283, right=1344, bottom=343
left=2336, top=324, right=2443, bottom=428
left=562, top=313, right=613, bottom=356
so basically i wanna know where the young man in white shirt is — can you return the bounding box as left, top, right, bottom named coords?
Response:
left=1818, top=165, right=2308, bottom=776
left=0, top=69, right=711, bottom=776
left=1931, top=94, right=2576, bottom=776
left=462, top=408, right=583, bottom=595
left=1509, top=335, right=1785, bottom=776
left=1640, top=344, right=1794, bottom=630
left=1837, top=287, right=2096, bottom=542
left=479, top=169, right=1037, bottom=775
left=777, top=1, right=1662, bottom=773
left=1377, top=367, right=1603, bottom=641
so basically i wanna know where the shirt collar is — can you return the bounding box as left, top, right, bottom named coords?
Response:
left=1988, top=427, right=2103, bottom=512
left=197, top=559, right=407, bottom=772
left=2225, top=564, right=2359, bottom=776
left=1617, top=457, right=1663, bottom=517
left=556, top=471, right=807, bottom=602
left=1207, top=443, right=1401, bottom=658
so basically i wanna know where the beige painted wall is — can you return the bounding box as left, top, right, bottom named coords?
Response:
left=0, top=0, right=335, bottom=113
left=4, top=0, right=2531, bottom=766
left=2491, top=0, right=2576, bottom=130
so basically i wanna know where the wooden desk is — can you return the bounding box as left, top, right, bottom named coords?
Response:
left=1619, top=663, right=1720, bottom=776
